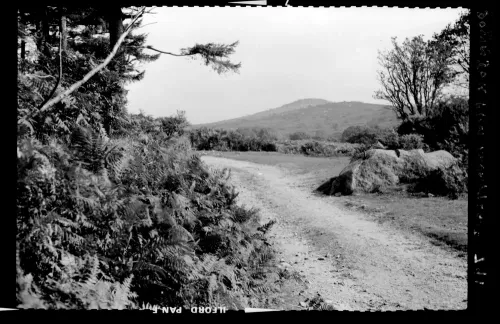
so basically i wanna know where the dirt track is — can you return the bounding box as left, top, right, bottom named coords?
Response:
left=202, top=155, right=467, bottom=311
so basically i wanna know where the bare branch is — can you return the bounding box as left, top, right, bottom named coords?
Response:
left=136, top=22, right=157, bottom=29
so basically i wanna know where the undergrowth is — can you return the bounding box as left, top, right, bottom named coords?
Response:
left=17, top=122, right=277, bottom=309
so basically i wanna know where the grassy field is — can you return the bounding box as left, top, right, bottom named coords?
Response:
left=200, top=150, right=467, bottom=256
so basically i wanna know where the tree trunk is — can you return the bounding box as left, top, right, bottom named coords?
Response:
left=60, top=11, right=67, bottom=54
left=36, top=6, right=51, bottom=58
left=103, top=5, right=125, bottom=136
left=19, top=9, right=26, bottom=64
left=42, top=7, right=50, bottom=57
left=106, top=6, right=124, bottom=49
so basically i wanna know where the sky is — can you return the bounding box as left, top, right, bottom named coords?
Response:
left=125, top=6, right=467, bottom=125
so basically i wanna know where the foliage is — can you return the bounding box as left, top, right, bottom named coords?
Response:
left=17, top=6, right=271, bottom=309
left=17, top=126, right=278, bottom=309
left=341, top=125, right=393, bottom=145
left=276, top=140, right=360, bottom=157
left=398, top=134, right=426, bottom=150
left=341, top=126, right=377, bottom=145
left=411, top=162, right=468, bottom=199
left=377, top=128, right=400, bottom=149
left=288, top=131, right=310, bottom=141
left=349, top=143, right=374, bottom=162
left=17, top=6, right=158, bottom=140
left=189, top=127, right=278, bottom=152
left=311, top=130, right=328, bottom=141
left=397, top=95, right=468, bottom=167
left=181, top=42, right=241, bottom=75
left=431, top=9, right=470, bottom=89
left=189, top=126, right=360, bottom=158
left=374, top=35, right=457, bottom=120
left=157, top=111, right=190, bottom=138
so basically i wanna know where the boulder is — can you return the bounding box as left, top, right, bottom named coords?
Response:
left=372, top=141, right=386, bottom=149
left=328, top=149, right=456, bottom=195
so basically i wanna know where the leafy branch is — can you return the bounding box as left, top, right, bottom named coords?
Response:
left=127, top=41, right=241, bottom=75
left=18, top=6, right=147, bottom=126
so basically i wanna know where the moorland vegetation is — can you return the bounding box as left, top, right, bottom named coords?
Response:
left=16, top=5, right=471, bottom=310
left=17, top=5, right=281, bottom=310
left=190, top=10, right=470, bottom=200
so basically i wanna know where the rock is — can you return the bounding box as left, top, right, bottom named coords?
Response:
left=318, top=257, right=325, bottom=261
left=299, top=301, right=307, bottom=307
left=328, top=149, right=456, bottom=196
left=372, top=141, right=386, bottom=149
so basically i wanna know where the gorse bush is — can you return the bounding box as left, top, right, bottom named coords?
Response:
left=398, top=134, right=426, bottom=150
left=288, top=131, right=310, bottom=141
left=396, top=95, right=468, bottom=187
left=189, top=126, right=359, bottom=158
left=397, top=96, right=468, bottom=156
left=276, top=140, right=360, bottom=157
left=189, top=127, right=278, bottom=152
left=410, top=162, right=468, bottom=199
left=377, top=129, right=400, bottom=149
left=341, top=125, right=394, bottom=145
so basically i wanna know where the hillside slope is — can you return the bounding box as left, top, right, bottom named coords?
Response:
left=197, top=98, right=331, bottom=128
left=193, top=99, right=399, bottom=138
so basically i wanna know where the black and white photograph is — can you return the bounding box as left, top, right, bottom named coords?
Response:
left=14, top=1, right=488, bottom=314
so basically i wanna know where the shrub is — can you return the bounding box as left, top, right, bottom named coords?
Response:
left=157, top=110, right=189, bottom=138
left=326, top=133, right=342, bottom=142
left=289, top=131, right=310, bottom=141
left=397, top=96, right=468, bottom=154
left=275, top=140, right=360, bottom=158
left=311, top=130, right=327, bottom=141
left=188, top=127, right=279, bottom=153
left=398, top=134, right=425, bottom=150
left=411, top=162, right=468, bottom=199
left=378, top=129, right=400, bottom=149
left=349, top=143, right=373, bottom=162
left=17, top=125, right=278, bottom=309
left=341, top=125, right=394, bottom=145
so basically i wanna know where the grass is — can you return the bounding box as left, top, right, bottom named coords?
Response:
left=339, top=193, right=467, bottom=256
left=202, top=150, right=467, bottom=256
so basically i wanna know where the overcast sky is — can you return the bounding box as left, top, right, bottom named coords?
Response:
left=125, top=6, right=466, bottom=125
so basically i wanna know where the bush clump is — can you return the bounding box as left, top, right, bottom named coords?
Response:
left=341, top=125, right=397, bottom=145
left=411, top=162, right=468, bottom=199
left=189, top=127, right=279, bottom=152
left=398, top=134, right=426, bottom=150
left=276, top=140, right=360, bottom=157
left=396, top=96, right=468, bottom=194
left=17, top=118, right=278, bottom=309
left=288, top=131, right=311, bottom=141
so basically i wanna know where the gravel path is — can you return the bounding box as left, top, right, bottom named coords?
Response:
left=202, top=155, right=467, bottom=311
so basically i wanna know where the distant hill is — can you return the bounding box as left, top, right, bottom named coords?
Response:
left=192, top=99, right=399, bottom=139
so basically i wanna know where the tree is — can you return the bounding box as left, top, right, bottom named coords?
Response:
left=18, top=5, right=241, bottom=139
left=17, top=6, right=149, bottom=136
left=374, top=36, right=457, bottom=121
left=431, top=10, right=470, bottom=90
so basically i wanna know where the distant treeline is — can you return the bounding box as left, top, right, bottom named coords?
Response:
left=189, top=95, right=468, bottom=164
left=188, top=127, right=361, bottom=157
left=188, top=127, right=280, bottom=152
